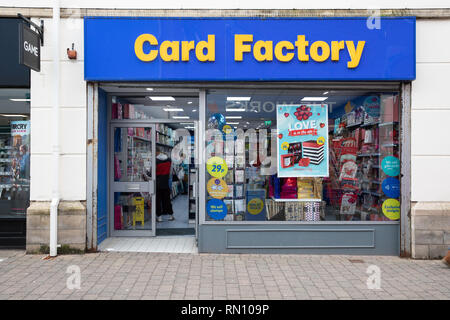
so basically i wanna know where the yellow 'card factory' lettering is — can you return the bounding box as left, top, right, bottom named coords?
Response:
left=134, top=33, right=366, bottom=68
left=135, top=34, right=216, bottom=62
left=235, top=34, right=366, bottom=68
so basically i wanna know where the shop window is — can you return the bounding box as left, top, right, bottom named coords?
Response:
left=205, top=89, right=400, bottom=223
left=0, top=88, right=30, bottom=219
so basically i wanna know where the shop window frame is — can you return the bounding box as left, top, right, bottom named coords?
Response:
left=197, top=82, right=408, bottom=228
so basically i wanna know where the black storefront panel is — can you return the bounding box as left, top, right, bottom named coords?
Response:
left=0, top=18, right=30, bottom=87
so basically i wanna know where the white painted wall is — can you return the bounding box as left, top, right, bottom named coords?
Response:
left=1, top=0, right=450, bottom=10
left=30, top=18, right=85, bottom=201
left=412, top=19, right=450, bottom=202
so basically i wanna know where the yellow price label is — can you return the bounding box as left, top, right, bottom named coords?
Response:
left=316, top=136, right=325, bottom=145
left=281, top=142, right=289, bottom=151
left=222, top=124, right=232, bottom=134
left=247, top=198, right=264, bottom=215
left=206, top=156, right=228, bottom=178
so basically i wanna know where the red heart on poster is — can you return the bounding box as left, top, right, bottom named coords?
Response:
left=318, top=113, right=320, bottom=116
left=299, top=158, right=311, bottom=167
left=320, top=123, right=325, bottom=128
left=284, top=113, right=289, bottom=118
left=278, top=134, right=283, bottom=139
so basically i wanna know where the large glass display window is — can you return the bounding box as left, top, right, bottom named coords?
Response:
left=204, top=89, right=400, bottom=223
left=0, top=88, right=30, bottom=220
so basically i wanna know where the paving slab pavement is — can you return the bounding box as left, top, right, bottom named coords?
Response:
left=0, top=250, right=449, bottom=300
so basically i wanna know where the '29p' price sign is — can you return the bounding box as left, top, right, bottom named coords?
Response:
left=206, top=156, right=228, bottom=179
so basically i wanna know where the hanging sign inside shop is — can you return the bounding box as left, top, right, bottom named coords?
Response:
left=363, top=96, right=380, bottom=118
left=206, top=178, right=228, bottom=199
left=277, top=104, right=329, bottom=177
left=84, top=17, right=416, bottom=81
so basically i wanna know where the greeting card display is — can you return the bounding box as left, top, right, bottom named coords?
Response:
left=277, top=104, right=329, bottom=177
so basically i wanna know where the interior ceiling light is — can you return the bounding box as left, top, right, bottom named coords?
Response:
left=323, top=91, right=329, bottom=95
left=226, top=116, right=242, bottom=119
left=187, top=101, right=193, bottom=104
left=9, top=99, right=30, bottom=102
left=301, top=97, right=328, bottom=101
left=192, top=109, right=197, bottom=112
left=148, top=96, right=175, bottom=101
left=146, top=88, right=154, bottom=91
left=225, top=108, right=246, bottom=112
left=180, top=122, right=192, bottom=125
left=227, top=122, right=239, bottom=125
left=226, top=96, right=251, bottom=101
left=173, top=116, right=190, bottom=119
left=163, top=108, right=184, bottom=112
left=184, top=126, right=195, bottom=129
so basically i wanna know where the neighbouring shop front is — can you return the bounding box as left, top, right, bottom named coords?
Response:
left=0, top=18, right=31, bottom=248
left=85, top=17, right=415, bottom=255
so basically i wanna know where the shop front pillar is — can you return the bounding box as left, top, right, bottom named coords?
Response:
left=26, top=201, right=86, bottom=253
left=411, top=202, right=450, bottom=259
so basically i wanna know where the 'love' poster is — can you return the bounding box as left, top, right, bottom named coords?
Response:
left=277, top=104, right=329, bottom=177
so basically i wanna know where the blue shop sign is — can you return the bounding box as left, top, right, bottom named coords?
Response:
left=84, top=17, right=415, bottom=81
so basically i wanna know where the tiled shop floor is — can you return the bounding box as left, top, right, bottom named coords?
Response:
left=98, top=236, right=198, bottom=254
left=0, top=250, right=448, bottom=300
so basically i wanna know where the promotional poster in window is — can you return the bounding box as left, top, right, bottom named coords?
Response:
left=10, top=120, right=30, bottom=181
left=277, top=104, right=329, bottom=177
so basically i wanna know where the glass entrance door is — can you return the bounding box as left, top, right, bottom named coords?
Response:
left=110, top=124, right=156, bottom=236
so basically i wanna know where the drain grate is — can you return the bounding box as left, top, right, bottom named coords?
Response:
left=348, top=259, right=365, bottom=263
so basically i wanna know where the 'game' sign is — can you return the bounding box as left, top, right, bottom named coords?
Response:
left=19, top=23, right=40, bottom=72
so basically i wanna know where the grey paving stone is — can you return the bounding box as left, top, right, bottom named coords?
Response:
left=0, top=250, right=449, bottom=300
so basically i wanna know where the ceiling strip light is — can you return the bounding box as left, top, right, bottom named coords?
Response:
left=148, top=96, right=175, bottom=101
left=301, top=97, right=328, bottom=101
left=163, top=108, right=184, bottom=112
left=226, top=97, right=251, bottom=101
left=0, top=114, right=28, bottom=117
left=226, top=116, right=242, bottom=119
left=225, top=108, right=246, bottom=112
left=9, top=99, right=30, bottom=102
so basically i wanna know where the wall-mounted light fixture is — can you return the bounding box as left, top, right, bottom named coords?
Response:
left=67, top=43, right=77, bottom=60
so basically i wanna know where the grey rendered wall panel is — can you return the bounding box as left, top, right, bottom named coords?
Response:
left=199, top=224, right=400, bottom=255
